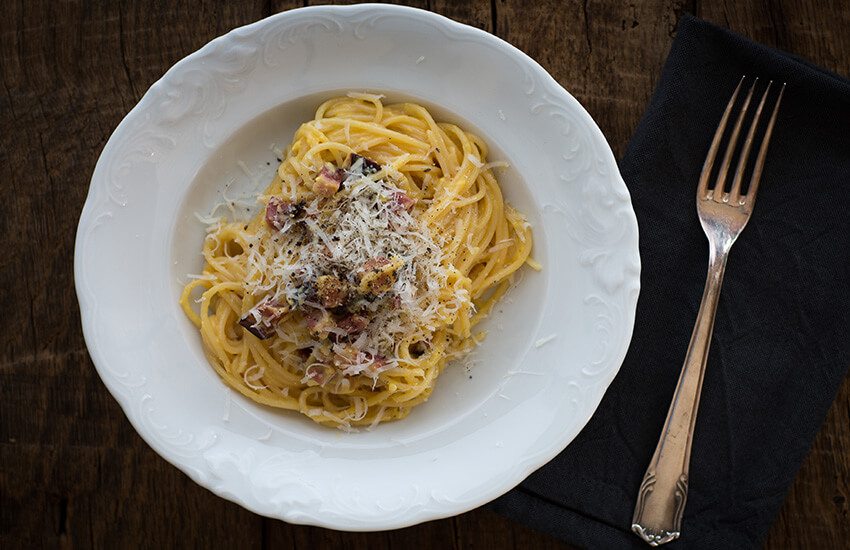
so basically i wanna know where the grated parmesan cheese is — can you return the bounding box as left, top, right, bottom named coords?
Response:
left=222, top=390, right=231, bottom=422
left=487, top=239, right=514, bottom=254
left=243, top=365, right=268, bottom=390
left=482, top=160, right=510, bottom=171
left=534, top=334, right=557, bottom=348
left=193, top=212, right=221, bottom=225
left=368, top=406, right=387, bottom=430
left=465, top=153, right=483, bottom=168
left=235, top=163, right=468, bottom=379
left=347, top=91, right=386, bottom=102
left=237, top=160, right=254, bottom=178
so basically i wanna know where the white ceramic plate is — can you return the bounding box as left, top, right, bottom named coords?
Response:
left=75, top=4, right=640, bottom=530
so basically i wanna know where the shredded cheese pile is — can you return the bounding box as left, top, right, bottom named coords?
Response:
left=240, top=165, right=464, bottom=377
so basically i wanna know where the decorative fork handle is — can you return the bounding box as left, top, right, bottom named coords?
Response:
left=632, top=241, right=729, bottom=546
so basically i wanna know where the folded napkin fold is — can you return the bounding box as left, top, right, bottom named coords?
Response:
left=491, top=13, right=850, bottom=549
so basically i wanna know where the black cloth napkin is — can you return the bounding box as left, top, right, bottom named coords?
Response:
left=491, top=14, right=850, bottom=549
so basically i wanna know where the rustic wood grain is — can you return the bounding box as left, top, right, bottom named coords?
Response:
left=1, top=0, right=847, bottom=548
left=0, top=1, right=272, bottom=548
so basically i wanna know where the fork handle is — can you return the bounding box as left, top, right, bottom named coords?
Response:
left=632, top=243, right=729, bottom=546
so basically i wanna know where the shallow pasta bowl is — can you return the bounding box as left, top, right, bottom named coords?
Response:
left=74, top=4, right=640, bottom=530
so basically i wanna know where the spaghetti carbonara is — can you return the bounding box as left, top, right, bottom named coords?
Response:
left=181, top=94, right=535, bottom=430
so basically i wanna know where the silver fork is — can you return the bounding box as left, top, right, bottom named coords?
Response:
left=631, top=77, right=785, bottom=546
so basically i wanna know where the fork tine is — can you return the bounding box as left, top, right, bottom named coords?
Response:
left=698, top=77, right=745, bottom=198
left=744, top=83, right=785, bottom=204
left=713, top=78, right=758, bottom=201
left=729, top=81, right=773, bottom=202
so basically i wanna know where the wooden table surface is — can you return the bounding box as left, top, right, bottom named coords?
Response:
left=2, top=1, right=849, bottom=548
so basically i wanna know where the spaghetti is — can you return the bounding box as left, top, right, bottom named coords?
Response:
left=180, top=94, right=534, bottom=429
